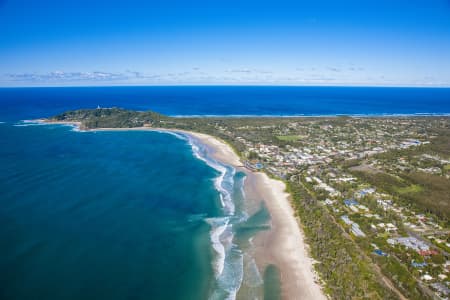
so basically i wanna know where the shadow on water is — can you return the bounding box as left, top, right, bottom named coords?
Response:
left=263, top=264, right=282, bottom=300
left=234, top=202, right=271, bottom=246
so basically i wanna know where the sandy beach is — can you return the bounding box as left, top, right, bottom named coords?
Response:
left=184, top=130, right=326, bottom=300
left=42, top=122, right=326, bottom=299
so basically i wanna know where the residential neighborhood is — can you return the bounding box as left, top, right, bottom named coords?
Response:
left=210, top=116, right=450, bottom=299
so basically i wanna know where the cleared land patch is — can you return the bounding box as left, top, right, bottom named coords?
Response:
left=276, top=135, right=304, bottom=141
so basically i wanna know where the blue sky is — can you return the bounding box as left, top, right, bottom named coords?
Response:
left=1, top=0, right=450, bottom=86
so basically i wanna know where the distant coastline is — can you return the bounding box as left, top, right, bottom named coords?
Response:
left=2, top=86, right=450, bottom=122
left=169, top=112, right=450, bottom=118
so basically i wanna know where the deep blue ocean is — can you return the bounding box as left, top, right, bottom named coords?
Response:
left=0, top=86, right=449, bottom=300
left=0, top=86, right=449, bottom=121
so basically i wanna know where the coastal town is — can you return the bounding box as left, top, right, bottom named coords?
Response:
left=210, top=116, right=450, bottom=300
left=49, top=108, right=450, bottom=299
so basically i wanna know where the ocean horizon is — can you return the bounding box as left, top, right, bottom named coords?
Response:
left=1, top=86, right=449, bottom=122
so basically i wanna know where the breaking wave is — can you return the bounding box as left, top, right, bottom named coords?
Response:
left=14, top=120, right=81, bottom=132
left=185, top=134, right=236, bottom=215
left=13, top=120, right=48, bottom=127
left=181, top=133, right=244, bottom=300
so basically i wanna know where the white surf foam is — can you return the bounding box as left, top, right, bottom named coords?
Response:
left=13, top=120, right=47, bottom=127
left=13, top=120, right=81, bottom=132
left=154, top=130, right=187, bottom=141
left=209, top=243, right=244, bottom=300
left=205, top=217, right=230, bottom=277
left=159, top=131, right=245, bottom=300
left=185, top=135, right=236, bottom=215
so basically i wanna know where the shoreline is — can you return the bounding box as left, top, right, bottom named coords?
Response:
left=183, top=130, right=326, bottom=300
left=40, top=121, right=326, bottom=299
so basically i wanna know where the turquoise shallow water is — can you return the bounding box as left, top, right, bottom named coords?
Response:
left=0, top=123, right=230, bottom=299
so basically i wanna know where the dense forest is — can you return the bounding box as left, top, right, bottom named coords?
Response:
left=286, top=180, right=405, bottom=300
left=351, top=170, right=450, bottom=220
left=51, top=108, right=166, bottom=129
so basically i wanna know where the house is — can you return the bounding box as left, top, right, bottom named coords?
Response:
left=411, top=261, right=427, bottom=268
left=341, top=215, right=366, bottom=237
left=418, top=250, right=439, bottom=256
left=355, top=188, right=375, bottom=198
left=387, top=238, right=396, bottom=246
left=373, top=249, right=388, bottom=256
left=244, top=160, right=264, bottom=171
left=341, top=215, right=352, bottom=225
left=358, top=205, right=369, bottom=211
left=324, top=199, right=334, bottom=205
left=431, top=283, right=450, bottom=297
left=351, top=223, right=366, bottom=237
left=395, top=236, right=430, bottom=252
left=386, top=223, right=398, bottom=232
left=350, top=206, right=359, bottom=213
left=344, top=199, right=359, bottom=206
left=421, top=274, right=433, bottom=281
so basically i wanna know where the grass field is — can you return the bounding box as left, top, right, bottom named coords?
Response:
left=276, top=135, right=303, bottom=141
left=394, top=184, right=423, bottom=195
